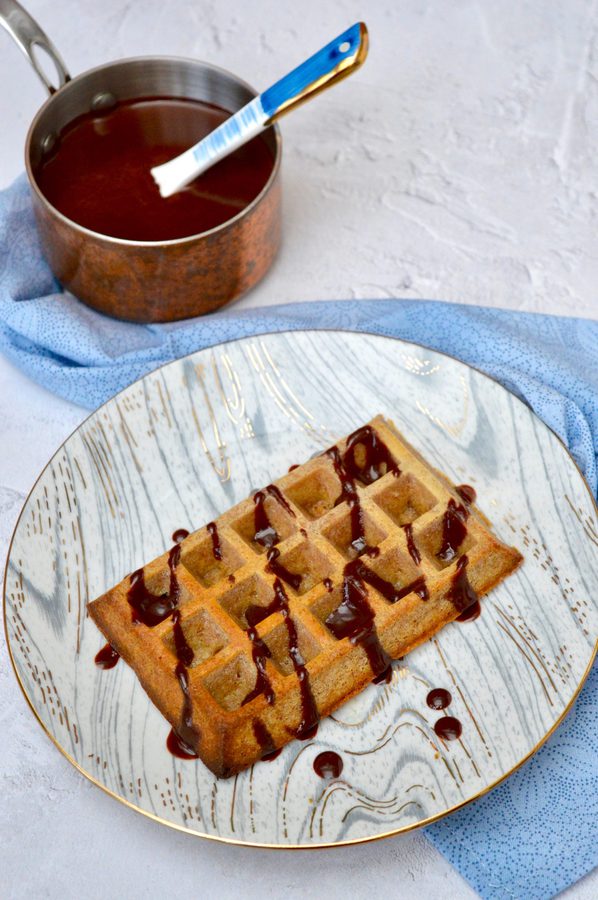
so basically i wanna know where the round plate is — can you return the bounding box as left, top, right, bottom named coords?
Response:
left=4, top=330, right=597, bottom=848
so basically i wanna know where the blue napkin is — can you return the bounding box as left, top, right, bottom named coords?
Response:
left=1, top=174, right=597, bottom=899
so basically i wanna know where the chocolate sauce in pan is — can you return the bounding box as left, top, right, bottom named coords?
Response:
left=402, top=523, right=421, bottom=565
left=456, top=484, right=477, bottom=505
left=252, top=719, right=281, bottom=761
left=342, top=426, right=399, bottom=485
left=438, top=499, right=469, bottom=562
left=448, top=555, right=479, bottom=613
left=242, top=627, right=275, bottom=706
left=172, top=528, right=189, bottom=543
left=94, top=642, right=120, bottom=669
left=34, top=97, right=275, bottom=242
left=206, top=521, right=222, bottom=560
left=434, top=716, right=462, bottom=741
left=313, top=750, right=343, bottom=778
left=252, top=484, right=296, bottom=550
left=266, top=547, right=303, bottom=591
left=325, top=564, right=392, bottom=684
left=426, top=688, right=451, bottom=710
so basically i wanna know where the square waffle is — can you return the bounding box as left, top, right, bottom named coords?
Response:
left=89, top=415, right=523, bottom=776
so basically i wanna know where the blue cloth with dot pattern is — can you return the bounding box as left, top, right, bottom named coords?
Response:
left=1, top=174, right=596, bottom=900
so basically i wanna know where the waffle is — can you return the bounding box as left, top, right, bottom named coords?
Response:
left=89, top=415, right=523, bottom=776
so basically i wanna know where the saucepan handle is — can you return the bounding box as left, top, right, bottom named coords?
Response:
left=0, top=0, right=70, bottom=94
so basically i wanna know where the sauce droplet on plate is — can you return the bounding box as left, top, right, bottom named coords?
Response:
left=313, top=750, right=343, bottom=778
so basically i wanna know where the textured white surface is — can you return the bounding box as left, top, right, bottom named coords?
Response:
left=0, top=0, right=596, bottom=897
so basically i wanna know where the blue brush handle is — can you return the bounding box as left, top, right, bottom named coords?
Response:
left=260, top=22, right=368, bottom=120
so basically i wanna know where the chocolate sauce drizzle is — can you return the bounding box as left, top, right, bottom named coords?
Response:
left=127, top=543, right=199, bottom=758
left=402, top=522, right=421, bottom=565
left=326, top=428, right=398, bottom=558
left=313, top=750, right=343, bottom=778
left=342, top=425, right=399, bottom=485
left=327, top=445, right=371, bottom=556
left=242, top=627, right=275, bottom=706
left=127, top=567, right=176, bottom=628
left=438, top=499, right=469, bottom=562
left=252, top=484, right=296, bottom=549
left=252, top=718, right=281, bottom=761
left=426, top=687, right=451, bottom=710
left=206, top=521, right=222, bottom=560
left=266, top=547, right=302, bottom=591
left=448, top=554, right=478, bottom=613
left=325, top=563, right=392, bottom=684
left=242, top=579, right=319, bottom=739
left=94, top=642, right=120, bottom=669
left=323, top=577, right=333, bottom=593
left=172, top=528, right=189, bottom=543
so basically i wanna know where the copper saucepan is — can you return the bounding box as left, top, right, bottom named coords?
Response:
left=0, top=0, right=281, bottom=322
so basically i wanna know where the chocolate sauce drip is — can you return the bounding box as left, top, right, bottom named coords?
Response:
left=253, top=491, right=279, bottom=548
left=323, top=577, right=333, bottom=593
left=313, top=750, right=343, bottom=778
left=242, top=627, right=275, bottom=706
left=266, top=547, right=303, bottom=591
left=326, top=445, right=370, bottom=556
left=456, top=600, right=481, bottom=622
left=342, top=558, right=428, bottom=605
left=94, top=642, right=120, bottom=669
left=427, top=688, right=451, bottom=710
left=325, top=563, right=392, bottom=683
left=172, top=609, right=194, bottom=668
left=127, top=567, right=177, bottom=627
left=456, top=484, right=477, bottom=505
left=434, top=716, right=462, bottom=741
left=272, top=578, right=319, bottom=740
left=166, top=728, right=199, bottom=759
left=448, top=555, right=478, bottom=612
left=206, top=521, right=222, bottom=560
left=264, top=484, right=295, bottom=517
left=253, top=485, right=296, bottom=549
left=438, top=499, right=469, bottom=562
left=130, top=541, right=198, bottom=758
left=342, top=425, right=399, bottom=485
left=172, top=528, right=189, bottom=543
left=288, top=464, right=299, bottom=472
left=228, top=574, right=236, bottom=585
left=402, top=523, right=421, bottom=565
left=34, top=97, right=275, bottom=242
left=252, top=719, right=281, bottom=761
left=175, top=661, right=196, bottom=743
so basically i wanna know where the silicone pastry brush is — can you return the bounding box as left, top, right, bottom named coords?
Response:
left=151, top=22, right=368, bottom=198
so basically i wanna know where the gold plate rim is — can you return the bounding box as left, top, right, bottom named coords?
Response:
left=4, top=325, right=597, bottom=850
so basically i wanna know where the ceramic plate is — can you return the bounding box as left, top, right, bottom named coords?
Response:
left=4, top=330, right=597, bottom=847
